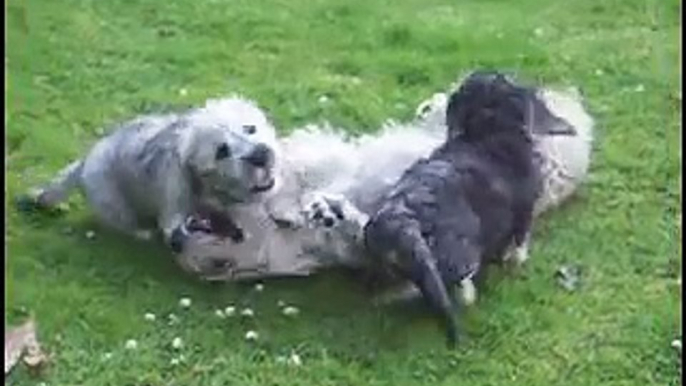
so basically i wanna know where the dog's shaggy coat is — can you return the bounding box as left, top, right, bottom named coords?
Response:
left=363, top=72, right=574, bottom=347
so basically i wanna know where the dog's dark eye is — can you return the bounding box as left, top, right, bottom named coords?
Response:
left=215, top=143, right=231, bottom=160
left=243, top=125, right=257, bottom=135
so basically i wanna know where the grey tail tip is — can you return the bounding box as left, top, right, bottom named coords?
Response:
left=14, top=194, right=41, bottom=213
left=14, top=193, right=64, bottom=215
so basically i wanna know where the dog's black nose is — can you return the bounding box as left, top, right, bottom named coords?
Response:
left=244, top=144, right=272, bottom=168
left=323, top=217, right=335, bottom=228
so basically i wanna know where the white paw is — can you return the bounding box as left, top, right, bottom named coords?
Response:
left=504, top=238, right=530, bottom=266
left=514, top=244, right=529, bottom=264
left=459, top=278, right=477, bottom=306
left=304, top=192, right=362, bottom=230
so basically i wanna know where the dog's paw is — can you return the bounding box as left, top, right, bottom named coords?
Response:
left=458, top=278, right=477, bottom=306
left=304, top=193, right=352, bottom=229
left=513, top=244, right=529, bottom=265
left=504, top=239, right=530, bottom=266
left=14, top=192, right=68, bottom=216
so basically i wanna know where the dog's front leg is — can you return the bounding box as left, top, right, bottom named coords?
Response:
left=510, top=206, right=534, bottom=265
left=159, top=175, right=194, bottom=253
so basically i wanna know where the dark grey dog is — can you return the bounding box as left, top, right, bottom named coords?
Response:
left=363, top=71, right=573, bottom=347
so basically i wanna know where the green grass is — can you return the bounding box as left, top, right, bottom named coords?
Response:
left=6, top=0, right=681, bottom=384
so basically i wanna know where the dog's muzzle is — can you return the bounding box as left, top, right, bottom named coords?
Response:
left=251, top=177, right=275, bottom=193
left=242, top=144, right=277, bottom=193
left=243, top=144, right=273, bottom=168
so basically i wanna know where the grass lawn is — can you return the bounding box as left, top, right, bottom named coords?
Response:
left=6, top=0, right=682, bottom=384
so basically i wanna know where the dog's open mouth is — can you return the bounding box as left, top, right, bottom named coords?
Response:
left=186, top=211, right=245, bottom=243
left=250, top=177, right=275, bottom=193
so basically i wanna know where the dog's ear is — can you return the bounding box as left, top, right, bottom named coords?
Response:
left=527, top=97, right=577, bottom=136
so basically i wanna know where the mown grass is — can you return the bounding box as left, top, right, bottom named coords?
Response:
left=6, top=0, right=681, bottom=384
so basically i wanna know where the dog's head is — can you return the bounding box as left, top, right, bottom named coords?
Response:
left=182, top=97, right=281, bottom=205
left=446, top=71, right=576, bottom=141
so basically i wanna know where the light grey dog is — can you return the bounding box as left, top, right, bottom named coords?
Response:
left=19, top=97, right=280, bottom=253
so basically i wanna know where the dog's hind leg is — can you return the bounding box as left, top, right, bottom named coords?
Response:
left=85, top=185, right=142, bottom=235
left=79, top=173, right=153, bottom=239
left=17, top=160, right=84, bottom=212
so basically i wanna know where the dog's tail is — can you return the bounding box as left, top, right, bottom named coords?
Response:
left=399, top=228, right=458, bottom=348
left=365, top=216, right=458, bottom=347
left=16, top=160, right=84, bottom=212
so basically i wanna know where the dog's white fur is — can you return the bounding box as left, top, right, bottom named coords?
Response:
left=181, top=81, right=594, bottom=281
left=27, top=97, right=280, bottom=247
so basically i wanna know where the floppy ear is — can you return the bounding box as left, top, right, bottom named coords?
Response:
left=528, top=97, right=577, bottom=136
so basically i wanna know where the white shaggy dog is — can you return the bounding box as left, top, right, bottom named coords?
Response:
left=181, top=78, right=594, bottom=281
left=19, top=97, right=280, bottom=255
